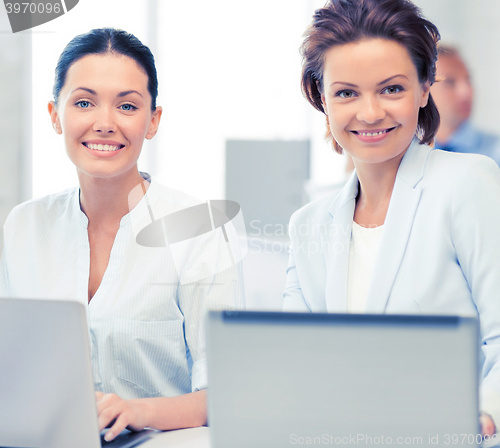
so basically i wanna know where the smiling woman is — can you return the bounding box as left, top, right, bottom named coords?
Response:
left=284, top=0, right=500, bottom=439
left=48, top=53, right=161, bottom=189
left=0, top=28, right=243, bottom=442
left=320, top=38, right=430, bottom=172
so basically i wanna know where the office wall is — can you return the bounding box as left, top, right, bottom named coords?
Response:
left=0, top=13, right=31, bottom=250
left=154, top=0, right=315, bottom=200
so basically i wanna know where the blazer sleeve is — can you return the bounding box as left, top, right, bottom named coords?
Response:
left=450, top=156, right=500, bottom=427
left=0, top=206, right=17, bottom=298
left=283, top=243, right=311, bottom=312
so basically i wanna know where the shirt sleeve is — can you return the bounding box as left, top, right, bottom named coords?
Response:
left=176, top=224, right=245, bottom=392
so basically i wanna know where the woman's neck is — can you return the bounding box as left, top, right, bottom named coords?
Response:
left=352, top=154, right=403, bottom=227
left=78, top=167, right=148, bottom=226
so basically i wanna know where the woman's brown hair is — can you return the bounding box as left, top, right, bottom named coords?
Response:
left=301, top=0, right=441, bottom=153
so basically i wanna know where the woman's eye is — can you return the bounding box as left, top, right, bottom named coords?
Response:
left=383, top=85, right=403, bottom=94
left=75, top=100, right=91, bottom=108
left=120, top=104, right=137, bottom=111
left=336, top=90, right=356, bottom=99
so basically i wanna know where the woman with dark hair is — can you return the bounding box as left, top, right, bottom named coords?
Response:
left=0, top=28, right=242, bottom=440
left=284, top=0, right=500, bottom=436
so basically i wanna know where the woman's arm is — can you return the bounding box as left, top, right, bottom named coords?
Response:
left=96, top=390, right=206, bottom=441
left=0, top=252, right=9, bottom=298
left=450, top=156, right=500, bottom=437
left=283, top=244, right=311, bottom=312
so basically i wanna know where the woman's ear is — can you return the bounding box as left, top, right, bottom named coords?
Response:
left=318, top=80, right=328, bottom=115
left=420, top=81, right=431, bottom=108
left=321, top=94, right=328, bottom=115
left=48, top=101, right=62, bottom=134
left=146, top=106, right=162, bottom=140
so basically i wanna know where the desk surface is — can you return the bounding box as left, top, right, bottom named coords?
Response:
left=143, top=427, right=210, bottom=448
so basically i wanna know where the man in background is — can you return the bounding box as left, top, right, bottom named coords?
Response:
left=431, top=45, right=500, bottom=165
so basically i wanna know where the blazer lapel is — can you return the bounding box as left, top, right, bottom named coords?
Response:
left=322, top=172, right=358, bottom=312
left=365, top=140, right=432, bottom=313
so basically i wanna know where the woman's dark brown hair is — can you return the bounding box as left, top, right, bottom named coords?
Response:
left=301, top=0, right=441, bottom=153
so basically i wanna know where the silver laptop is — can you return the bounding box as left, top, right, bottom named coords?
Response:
left=207, top=311, right=480, bottom=448
left=0, top=298, right=153, bottom=448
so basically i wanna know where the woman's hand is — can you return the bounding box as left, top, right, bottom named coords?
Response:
left=480, top=413, right=496, bottom=439
left=95, top=392, right=152, bottom=442
left=95, top=389, right=207, bottom=441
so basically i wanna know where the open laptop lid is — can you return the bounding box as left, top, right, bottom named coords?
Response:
left=0, top=298, right=100, bottom=448
left=207, top=311, right=480, bottom=448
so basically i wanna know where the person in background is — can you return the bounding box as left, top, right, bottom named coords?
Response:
left=431, top=45, right=500, bottom=165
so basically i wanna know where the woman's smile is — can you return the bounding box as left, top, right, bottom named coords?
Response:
left=82, top=139, right=126, bottom=156
left=350, top=126, right=398, bottom=142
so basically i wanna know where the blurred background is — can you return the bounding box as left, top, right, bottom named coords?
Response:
left=1, top=0, right=499, bottom=309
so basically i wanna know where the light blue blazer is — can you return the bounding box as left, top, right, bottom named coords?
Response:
left=283, top=139, right=500, bottom=400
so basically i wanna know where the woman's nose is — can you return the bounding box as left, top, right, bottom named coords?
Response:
left=356, top=96, right=386, bottom=123
left=92, top=107, right=116, bottom=133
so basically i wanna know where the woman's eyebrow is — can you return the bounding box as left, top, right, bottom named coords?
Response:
left=71, top=87, right=96, bottom=95
left=377, top=75, right=408, bottom=85
left=330, top=81, right=357, bottom=88
left=69, top=88, right=143, bottom=98
left=117, top=90, right=143, bottom=98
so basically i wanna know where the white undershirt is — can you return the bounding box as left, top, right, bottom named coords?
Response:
left=347, top=221, right=384, bottom=313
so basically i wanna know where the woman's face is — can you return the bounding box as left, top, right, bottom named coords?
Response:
left=48, top=53, right=161, bottom=181
left=321, top=38, right=430, bottom=167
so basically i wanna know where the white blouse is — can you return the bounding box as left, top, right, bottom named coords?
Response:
left=347, top=221, right=384, bottom=313
left=0, top=178, right=244, bottom=399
